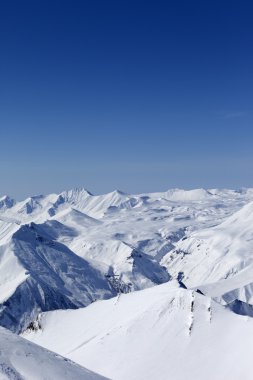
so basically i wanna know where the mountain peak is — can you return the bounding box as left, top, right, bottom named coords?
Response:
left=0, top=195, right=16, bottom=209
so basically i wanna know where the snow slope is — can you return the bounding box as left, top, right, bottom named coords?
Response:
left=0, top=327, right=107, bottom=380
left=24, top=281, right=253, bottom=380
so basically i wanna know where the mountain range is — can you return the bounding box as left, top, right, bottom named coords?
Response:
left=1, top=187, right=253, bottom=379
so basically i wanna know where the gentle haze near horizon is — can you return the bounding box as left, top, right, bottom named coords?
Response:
left=1, top=0, right=252, bottom=198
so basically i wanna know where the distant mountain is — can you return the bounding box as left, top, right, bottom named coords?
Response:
left=0, top=195, right=16, bottom=210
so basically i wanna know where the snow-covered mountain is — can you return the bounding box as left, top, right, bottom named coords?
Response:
left=161, top=200, right=253, bottom=312
left=0, top=221, right=115, bottom=333
left=1, top=187, right=253, bottom=333
left=24, top=281, right=253, bottom=380
left=1, top=187, right=253, bottom=378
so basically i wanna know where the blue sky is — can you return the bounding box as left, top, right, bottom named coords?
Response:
left=0, top=0, right=252, bottom=198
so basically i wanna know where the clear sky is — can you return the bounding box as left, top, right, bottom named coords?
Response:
left=0, top=0, right=252, bottom=198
